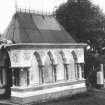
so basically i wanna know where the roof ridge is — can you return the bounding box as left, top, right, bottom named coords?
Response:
left=16, top=8, right=54, bottom=16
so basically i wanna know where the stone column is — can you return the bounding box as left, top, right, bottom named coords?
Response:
left=64, top=64, right=66, bottom=81
left=79, top=64, right=82, bottom=80
left=12, top=69, right=15, bottom=87
left=0, top=68, right=3, bottom=87
left=81, top=63, right=84, bottom=79
left=53, top=65, right=57, bottom=82
left=101, top=64, right=104, bottom=76
left=100, top=64, right=104, bottom=84
left=39, top=65, right=44, bottom=84
left=75, top=63, right=78, bottom=80
left=19, top=68, right=28, bottom=87
left=2, top=68, right=7, bottom=86
left=96, top=64, right=104, bottom=88
left=64, top=64, right=69, bottom=80
left=27, top=69, right=29, bottom=86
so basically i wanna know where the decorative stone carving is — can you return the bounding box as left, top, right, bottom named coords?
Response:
left=9, top=50, right=34, bottom=67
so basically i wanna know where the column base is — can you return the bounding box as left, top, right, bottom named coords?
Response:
left=96, top=84, right=104, bottom=89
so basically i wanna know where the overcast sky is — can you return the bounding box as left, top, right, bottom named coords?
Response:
left=0, top=0, right=105, bottom=34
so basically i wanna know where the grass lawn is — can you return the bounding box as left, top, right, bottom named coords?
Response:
left=35, top=88, right=105, bottom=105
left=0, top=88, right=105, bottom=105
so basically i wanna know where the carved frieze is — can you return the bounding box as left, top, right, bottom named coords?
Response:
left=8, top=47, right=84, bottom=68
left=9, top=50, right=34, bottom=67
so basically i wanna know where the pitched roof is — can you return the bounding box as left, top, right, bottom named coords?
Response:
left=3, top=12, right=76, bottom=43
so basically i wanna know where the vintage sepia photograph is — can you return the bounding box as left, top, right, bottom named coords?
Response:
left=0, top=0, right=105, bottom=105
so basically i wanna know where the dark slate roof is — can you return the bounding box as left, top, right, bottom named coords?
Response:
left=3, top=12, right=76, bottom=43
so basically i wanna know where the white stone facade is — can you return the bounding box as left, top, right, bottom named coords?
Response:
left=3, top=43, right=87, bottom=102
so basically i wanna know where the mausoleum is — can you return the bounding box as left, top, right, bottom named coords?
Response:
left=0, top=10, right=87, bottom=104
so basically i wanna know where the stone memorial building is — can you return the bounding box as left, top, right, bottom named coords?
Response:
left=0, top=10, right=87, bottom=104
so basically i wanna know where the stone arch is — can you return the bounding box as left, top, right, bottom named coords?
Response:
left=59, top=50, right=69, bottom=80
left=34, top=52, right=42, bottom=66
left=71, top=50, right=79, bottom=79
left=29, top=52, right=40, bottom=86
left=71, top=50, right=78, bottom=63
left=34, top=51, right=43, bottom=84
left=59, top=50, right=66, bottom=63
left=42, top=51, right=53, bottom=83
left=48, top=51, right=57, bottom=82
left=48, top=51, right=55, bottom=64
left=55, top=50, right=65, bottom=81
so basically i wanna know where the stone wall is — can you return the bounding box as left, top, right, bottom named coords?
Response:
left=8, top=47, right=85, bottom=87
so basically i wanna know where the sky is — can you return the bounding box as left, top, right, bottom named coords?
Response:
left=0, top=0, right=105, bottom=34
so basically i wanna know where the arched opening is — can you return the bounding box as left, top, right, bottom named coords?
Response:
left=12, top=68, right=29, bottom=87
left=34, top=52, right=42, bottom=66
left=29, top=54, right=39, bottom=86
left=42, top=52, right=53, bottom=83
left=0, top=46, right=12, bottom=98
left=66, top=52, right=75, bottom=81
left=71, top=50, right=80, bottom=80
left=71, top=51, right=78, bottom=62
left=48, top=51, right=57, bottom=82
left=34, top=52, right=43, bottom=84
left=59, top=51, right=68, bottom=80
left=56, top=51, right=65, bottom=81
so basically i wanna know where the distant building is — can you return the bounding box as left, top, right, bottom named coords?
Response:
left=0, top=10, right=87, bottom=104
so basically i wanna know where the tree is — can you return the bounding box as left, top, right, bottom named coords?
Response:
left=56, top=0, right=105, bottom=53
left=56, top=0, right=105, bottom=87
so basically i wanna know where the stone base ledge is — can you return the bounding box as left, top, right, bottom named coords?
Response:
left=11, top=80, right=86, bottom=104
left=11, top=79, right=85, bottom=92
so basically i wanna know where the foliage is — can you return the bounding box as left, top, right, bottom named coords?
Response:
left=56, top=0, right=105, bottom=87
left=56, top=0, right=105, bottom=53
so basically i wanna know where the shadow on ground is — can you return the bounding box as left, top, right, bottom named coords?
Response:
left=0, top=88, right=105, bottom=105
left=29, top=88, right=101, bottom=105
